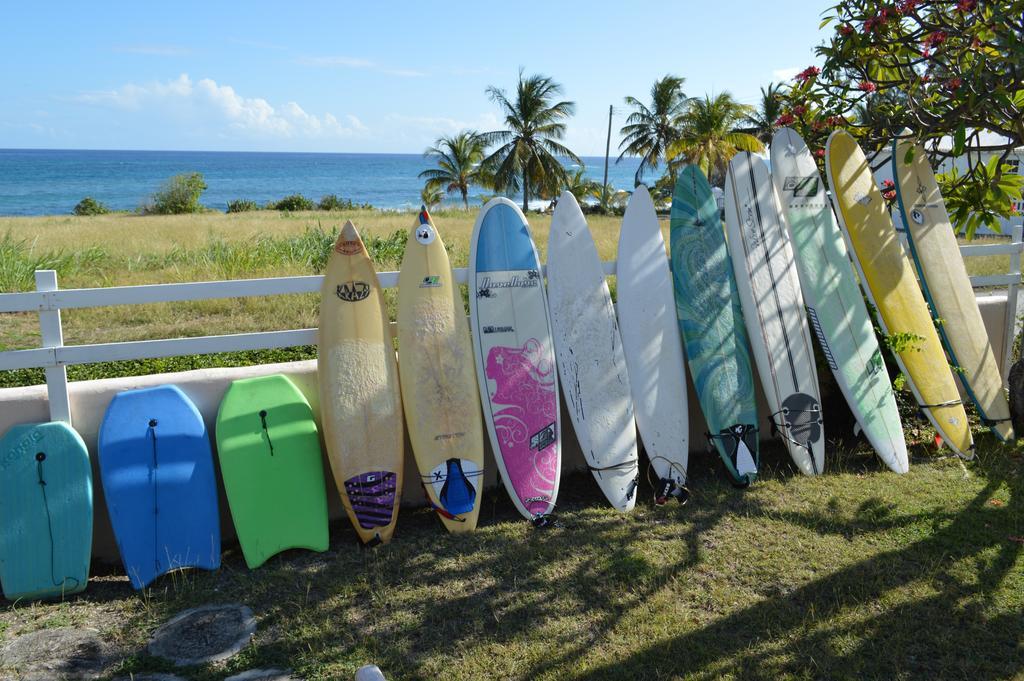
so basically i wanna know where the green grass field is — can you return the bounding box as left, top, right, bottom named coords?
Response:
left=0, top=441, right=1020, bottom=680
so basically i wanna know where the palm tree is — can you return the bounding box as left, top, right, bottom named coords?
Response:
left=420, top=184, right=443, bottom=211
left=617, top=75, right=689, bottom=186
left=667, top=93, right=764, bottom=185
left=543, top=166, right=602, bottom=205
left=743, top=83, right=784, bottom=144
left=418, top=131, right=486, bottom=209
left=480, top=72, right=581, bottom=212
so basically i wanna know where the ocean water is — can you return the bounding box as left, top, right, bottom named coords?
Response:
left=0, top=149, right=649, bottom=216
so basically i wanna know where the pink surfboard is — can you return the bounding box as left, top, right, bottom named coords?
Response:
left=469, top=198, right=561, bottom=522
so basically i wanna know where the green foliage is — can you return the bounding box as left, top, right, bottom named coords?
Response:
left=618, top=74, right=689, bottom=186
left=269, top=194, right=316, bottom=211
left=419, top=131, right=488, bottom=208
left=147, top=172, right=207, bottom=214
left=226, top=199, right=259, bottom=213
left=882, top=331, right=924, bottom=355
left=0, top=233, right=110, bottom=292
left=667, top=93, right=763, bottom=185
left=742, top=82, right=784, bottom=143
left=0, top=347, right=318, bottom=389
left=318, top=194, right=371, bottom=211
left=480, top=71, right=580, bottom=211
left=777, top=0, right=1024, bottom=237
left=937, top=156, right=1024, bottom=238
left=72, top=197, right=111, bottom=216
left=545, top=166, right=602, bottom=204
left=421, top=184, right=444, bottom=210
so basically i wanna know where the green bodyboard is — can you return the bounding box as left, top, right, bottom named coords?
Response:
left=670, top=165, right=760, bottom=485
left=0, top=422, right=93, bottom=600
left=215, top=375, right=329, bottom=568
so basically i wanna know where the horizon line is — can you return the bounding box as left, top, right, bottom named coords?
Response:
left=0, top=146, right=637, bottom=159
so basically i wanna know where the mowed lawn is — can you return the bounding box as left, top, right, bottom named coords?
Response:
left=0, top=442, right=1020, bottom=680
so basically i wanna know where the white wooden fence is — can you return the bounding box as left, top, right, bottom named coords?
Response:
left=0, top=225, right=1020, bottom=426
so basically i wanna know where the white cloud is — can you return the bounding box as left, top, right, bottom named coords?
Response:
left=74, top=74, right=365, bottom=140
left=772, top=67, right=802, bottom=82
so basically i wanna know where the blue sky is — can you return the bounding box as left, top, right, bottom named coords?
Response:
left=1, top=1, right=833, bottom=155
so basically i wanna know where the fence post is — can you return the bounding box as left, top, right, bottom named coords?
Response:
left=35, top=270, right=71, bottom=424
left=1003, top=222, right=1023, bottom=382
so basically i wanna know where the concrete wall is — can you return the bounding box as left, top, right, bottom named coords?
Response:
left=0, top=293, right=1013, bottom=564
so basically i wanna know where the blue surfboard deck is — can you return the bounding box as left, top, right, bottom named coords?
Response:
left=98, top=385, right=220, bottom=589
left=0, top=422, right=92, bottom=600
left=670, top=165, right=760, bottom=486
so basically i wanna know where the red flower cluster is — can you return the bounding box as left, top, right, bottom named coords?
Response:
left=826, top=115, right=845, bottom=126
left=793, top=104, right=807, bottom=116
left=776, top=113, right=796, bottom=126
left=858, top=81, right=877, bottom=92
left=880, top=179, right=897, bottom=201
left=839, top=23, right=854, bottom=35
left=897, top=0, right=920, bottom=13
left=795, top=66, right=821, bottom=82
left=945, top=77, right=963, bottom=90
left=815, top=149, right=826, bottom=159
left=956, top=0, right=976, bottom=11
left=863, top=15, right=884, bottom=32
left=922, top=31, right=948, bottom=48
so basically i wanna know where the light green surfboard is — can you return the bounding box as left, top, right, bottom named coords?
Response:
left=771, top=128, right=907, bottom=473
left=0, top=422, right=93, bottom=600
left=671, top=164, right=759, bottom=486
left=215, top=374, right=329, bottom=568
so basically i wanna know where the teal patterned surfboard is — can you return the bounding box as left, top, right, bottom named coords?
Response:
left=670, top=165, right=759, bottom=486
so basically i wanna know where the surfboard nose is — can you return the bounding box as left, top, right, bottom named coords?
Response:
left=334, top=220, right=365, bottom=256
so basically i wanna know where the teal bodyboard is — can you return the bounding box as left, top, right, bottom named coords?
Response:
left=670, top=165, right=760, bottom=485
left=0, top=422, right=93, bottom=600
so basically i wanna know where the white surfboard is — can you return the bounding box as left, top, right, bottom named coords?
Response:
left=616, top=186, right=689, bottom=502
left=724, top=152, right=825, bottom=475
left=548, top=191, right=639, bottom=511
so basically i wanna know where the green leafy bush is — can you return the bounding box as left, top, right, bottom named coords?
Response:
left=146, top=172, right=208, bottom=214
left=270, top=194, right=316, bottom=211
left=73, top=197, right=111, bottom=216
left=227, top=199, right=259, bottom=213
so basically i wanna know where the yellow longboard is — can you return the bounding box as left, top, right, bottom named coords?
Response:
left=892, top=139, right=1014, bottom=441
left=826, top=131, right=973, bottom=456
left=397, top=208, right=485, bottom=532
left=318, top=221, right=405, bottom=544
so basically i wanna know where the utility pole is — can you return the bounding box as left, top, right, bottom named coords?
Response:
left=602, top=104, right=613, bottom=212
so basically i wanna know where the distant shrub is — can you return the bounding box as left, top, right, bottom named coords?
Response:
left=270, top=194, right=316, bottom=211
left=226, top=199, right=259, bottom=213
left=73, top=197, right=111, bottom=216
left=318, top=194, right=373, bottom=211
left=147, top=172, right=207, bottom=214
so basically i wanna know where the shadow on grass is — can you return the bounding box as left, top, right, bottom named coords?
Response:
left=5, top=438, right=1018, bottom=681
left=566, top=443, right=1023, bottom=680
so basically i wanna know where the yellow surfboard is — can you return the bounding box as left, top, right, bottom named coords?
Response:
left=318, top=220, right=405, bottom=544
left=826, top=131, right=973, bottom=456
left=892, top=139, right=1014, bottom=441
left=397, top=208, right=485, bottom=532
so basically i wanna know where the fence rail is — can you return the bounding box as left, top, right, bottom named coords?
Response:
left=0, top=230, right=1018, bottom=427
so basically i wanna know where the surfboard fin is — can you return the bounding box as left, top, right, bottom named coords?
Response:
left=439, top=458, right=476, bottom=517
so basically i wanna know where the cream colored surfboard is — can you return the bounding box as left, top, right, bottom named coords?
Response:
left=892, top=139, right=1014, bottom=441
left=318, top=220, right=405, bottom=545
left=397, top=208, right=485, bottom=532
left=826, top=131, right=973, bottom=456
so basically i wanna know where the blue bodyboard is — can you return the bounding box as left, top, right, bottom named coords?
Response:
left=0, top=421, right=93, bottom=600
left=98, top=385, right=220, bottom=589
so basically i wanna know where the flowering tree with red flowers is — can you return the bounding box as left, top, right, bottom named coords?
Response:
left=778, top=0, right=1024, bottom=236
